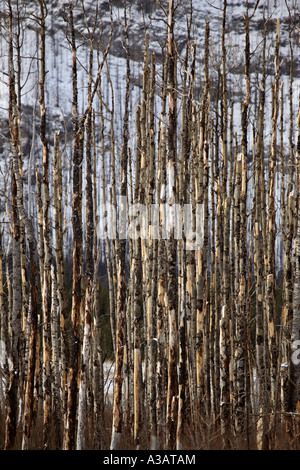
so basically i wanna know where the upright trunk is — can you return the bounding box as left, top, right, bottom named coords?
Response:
left=77, top=35, right=94, bottom=452
left=132, top=104, right=143, bottom=449
left=53, top=132, right=68, bottom=423
left=209, top=124, right=216, bottom=427
left=132, top=33, right=149, bottom=449
left=254, top=19, right=268, bottom=450
left=234, top=10, right=251, bottom=441
left=202, top=23, right=211, bottom=432
left=266, top=20, right=280, bottom=432
left=0, top=225, right=5, bottom=356
left=65, top=6, right=83, bottom=450
left=140, top=35, right=149, bottom=432
left=147, top=50, right=157, bottom=451
left=219, top=1, right=231, bottom=447
left=233, top=150, right=242, bottom=435
left=165, top=0, right=178, bottom=450
left=101, top=68, right=116, bottom=355
left=213, top=81, right=221, bottom=425
left=281, top=17, right=295, bottom=423
left=50, top=266, right=62, bottom=449
left=290, top=94, right=300, bottom=426
left=176, top=36, right=191, bottom=450
left=5, top=2, right=21, bottom=449
left=156, top=49, right=168, bottom=450
left=110, top=0, right=130, bottom=450
left=5, top=171, right=22, bottom=450
left=76, top=278, right=92, bottom=450
left=93, top=269, right=104, bottom=450
left=37, top=1, right=52, bottom=448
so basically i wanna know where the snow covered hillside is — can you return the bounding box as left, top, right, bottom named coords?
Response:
left=0, top=0, right=298, bottom=151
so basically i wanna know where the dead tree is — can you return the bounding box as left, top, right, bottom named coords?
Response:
left=110, top=0, right=130, bottom=450
left=5, top=0, right=22, bottom=449
left=65, top=4, right=83, bottom=450
left=165, top=0, right=178, bottom=450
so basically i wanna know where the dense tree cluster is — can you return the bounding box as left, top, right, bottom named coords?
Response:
left=0, top=0, right=299, bottom=450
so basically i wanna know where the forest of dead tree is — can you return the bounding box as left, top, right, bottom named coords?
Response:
left=0, top=0, right=300, bottom=451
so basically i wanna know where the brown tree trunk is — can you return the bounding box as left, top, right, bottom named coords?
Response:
left=110, top=0, right=130, bottom=450
left=37, top=1, right=52, bottom=448
left=165, top=0, right=178, bottom=450
left=5, top=2, right=21, bottom=449
left=65, top=5, right=83, bottom=450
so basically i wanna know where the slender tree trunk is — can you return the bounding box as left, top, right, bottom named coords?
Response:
left=266, top=20, right=280, bottom=435
left=176, top=36, right=189, bottom=451
left=132, top=104, right=143, bottom=449
left=53, top=132, right=68, bottom=428
left=290, top=94, right=300, bottom=437
left=37, top=1, right=52, bottom=448
left=282, top=16, right=295, bottom=433
left=77, top=278, right=92, bottom=450
left=253, top=15, right=268, bottom=450
left=165, top=0, right=178, bottom=450
left=5, top=171, right=21, bottom=450
left=101, top=68, right=116, bottom=356
left=156, top=48, right=168, bottom=450
left=77, top=33, right=95, bottom=451
left=219, top=1, right=231, bottom=447
left=110, top=0, right=130, bottom=450
left=50, top=266, right=62, bottom=449
left=146, top=50, right=157, bottom=451
left=234, top=9, right=252, bottom=442
left=5, top=2, right=21, bottom=449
